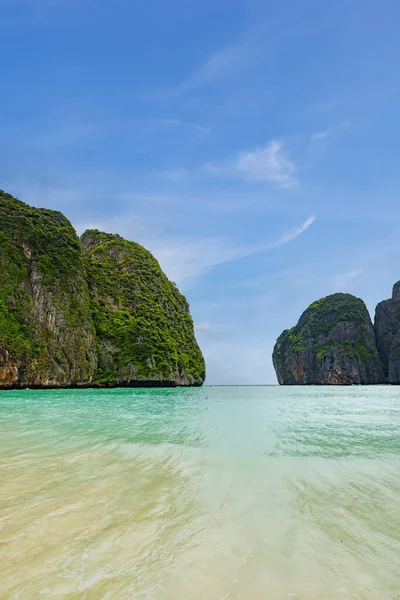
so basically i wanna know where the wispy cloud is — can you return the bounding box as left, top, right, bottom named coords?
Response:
left=306, top=120, right=351, bottom=167
left=332, top=269, right=362, bottom=290
left=235, top=141, right=297, bottom=187
left=309, top=120, right=351, bottom=142
left=310, top=127, right=335, bottom=141
left=206, top=140, right=297, bottom=188
left=150, top=215, right=316, bottom=284
left=74, top=210, right=316, bottom=286
left=148, top=237, right=241, bottom=284
left=25, top=116, right=210, bottom=152
left=180, top=38, right=257, bottom=91
left=271, top=215, right=316, bottom=247
left=178, top=19, right=284, bottom=93
left=195, top=321, right=214, bottom=332
left=161, top=118, right=210, bottom=136
left=194, top=321, right=222, bottom=336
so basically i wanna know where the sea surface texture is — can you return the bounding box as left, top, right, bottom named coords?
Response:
left=1, top=386, right=399, bottom=599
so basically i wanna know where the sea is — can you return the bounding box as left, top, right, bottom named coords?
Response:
left=1, top=386, right=399, bottom=599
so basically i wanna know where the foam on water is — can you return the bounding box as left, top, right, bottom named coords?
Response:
left=0, top=386, right=399, bottom=599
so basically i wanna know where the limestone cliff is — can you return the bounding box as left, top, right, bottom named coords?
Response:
left=273, top=293, right=384, bottom=385
left=0, top=190, right=97, bottom=388
left=374, top=282, right=400, bottom=383
left=81, top=230, right=205, bottom=386
left=0, top=191, right=205, bottom=388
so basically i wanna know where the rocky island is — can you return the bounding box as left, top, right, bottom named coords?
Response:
left=0, top=190, right=205, bottom=388
left=375, top=282, right=400, bottom=384
left=274, top=287, right=400, bottom=385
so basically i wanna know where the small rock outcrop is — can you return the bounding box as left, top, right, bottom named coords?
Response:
left=0, top=191, right=205, bottom=388
left=273, top=293, right=384, bottom=385
left=374, top=282, right=400, bottom=383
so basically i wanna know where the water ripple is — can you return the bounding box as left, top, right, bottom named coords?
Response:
left=0, top=386, right=399, bottom=599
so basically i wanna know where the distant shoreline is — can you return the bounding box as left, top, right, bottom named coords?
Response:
left=1, top=382, right=397, bottom=391
left=0, top=381, right=203, bottom=391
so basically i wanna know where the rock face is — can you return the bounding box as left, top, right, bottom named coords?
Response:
left=81, top=230, right=205, bottom=387
left=273, top=293, right=384, bottom=385
left=0, top=191, right=205, bottom=388
left=374, top=282, right=400, bottom=383
left=0, top=190, right=97, bottom=388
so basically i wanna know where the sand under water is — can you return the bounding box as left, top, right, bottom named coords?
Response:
left=1, top=386, right=399, bottom=599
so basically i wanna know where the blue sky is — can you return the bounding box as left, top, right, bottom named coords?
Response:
left=1, top=0, right=400, bottom=383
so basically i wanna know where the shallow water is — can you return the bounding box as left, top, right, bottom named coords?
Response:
left=1, top=386, right=399, bottom=599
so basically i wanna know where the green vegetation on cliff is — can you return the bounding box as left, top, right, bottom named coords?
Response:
left=273, top=293, right=383, bottom=385
left=0, top=191, right=205, bottom=388
left=82, top=230, right=205, bottom=385
left=0, top=190, right=96, bottom=387
left=302, top=294, right=369, bottom=330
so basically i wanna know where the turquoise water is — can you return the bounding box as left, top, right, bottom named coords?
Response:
left=1, top=386, right=400, bottom=599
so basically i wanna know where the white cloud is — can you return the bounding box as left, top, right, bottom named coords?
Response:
left=309, top=120, right=351, bottom=142
left=310, top=127, right=335, bottom=141
left=26, top=116, right=210, bottom=153
left=332, top=269, right=363, bottom=290
left=306, top=121, right=351, bottom=167
left=180, top=39, right=256, bottom=91
left=10, top=178, right=316, bottom=290
left=147, top=237, right=241, bottom=284
left=194, top=321, right=222, bottom=336
left=75, top=211, right=315, bottom=286
left=161, top=119, right=210, bottom=136
left=150, top=215, right=316, bottom=284
left=74, top=214, right=240, bottom=284
left=271, top=215, right=316, bottom=247
left=195, top=321, right=214, bottom=332
left=207, top=140, right=297, bottom=188
left=178, top=22, right=280, bottom=92
left=235, top=141, right=297, bottom=187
